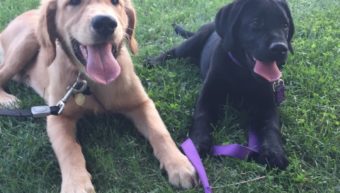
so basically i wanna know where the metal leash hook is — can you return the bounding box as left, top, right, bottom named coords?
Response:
left=0, top=73, right=89, bottom=118
left=56, top=75, right=88, bottom=115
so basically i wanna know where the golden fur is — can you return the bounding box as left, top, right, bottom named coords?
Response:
left=0, top=0, right=196, bottom=192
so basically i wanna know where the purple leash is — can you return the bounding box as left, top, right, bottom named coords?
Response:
left=181, top=130, right=260, bottom=193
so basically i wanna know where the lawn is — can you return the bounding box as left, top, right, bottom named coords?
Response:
left=0, top=0, right=339, bottom=193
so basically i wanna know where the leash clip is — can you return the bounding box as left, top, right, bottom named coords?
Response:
left=55, top=75, right=88, bottom=115
left=0, top=73, right=88, bottom=117
left=72, top=79, right=88, bottom=93
left=56, top=101, right=65, bottom=115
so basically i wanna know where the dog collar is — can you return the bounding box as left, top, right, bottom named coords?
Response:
left=228, top=52, right=242, bottom=66
left=181, top=129, right=260, bottom=193
left=228, top=52, right=285, bottom=106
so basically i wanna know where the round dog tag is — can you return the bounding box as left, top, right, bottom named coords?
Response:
left=75, top=93, right=86, bottom=106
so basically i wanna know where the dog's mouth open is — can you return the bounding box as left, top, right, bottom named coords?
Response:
left=253, top=59, right=281, bottom=82
left=71, top=38, right=121, bottom=85
left=246, top=54, right=282, bottom=82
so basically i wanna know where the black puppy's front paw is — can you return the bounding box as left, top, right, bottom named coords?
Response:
left=252, top=144, right=289, bottom=169
left=190, top=134, right=213, bottom=156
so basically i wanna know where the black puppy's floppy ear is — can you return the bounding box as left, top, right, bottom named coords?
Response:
left=280, top=1, right=295, bottom=53
left=215, top=0, right=250, bottom=51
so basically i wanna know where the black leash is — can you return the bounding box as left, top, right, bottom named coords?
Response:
left=0, top=73, right=90, bottom=118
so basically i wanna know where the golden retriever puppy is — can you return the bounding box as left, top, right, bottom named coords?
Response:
left=0, top=0, right=197, bottom=192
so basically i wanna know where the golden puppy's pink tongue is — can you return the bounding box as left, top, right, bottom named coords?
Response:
left=254, top=60, right=281, bottom=82
left=86, top=43, right=121, bottom=85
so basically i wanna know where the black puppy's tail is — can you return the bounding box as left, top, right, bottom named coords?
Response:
left=172, top=24, right=194, bottom=39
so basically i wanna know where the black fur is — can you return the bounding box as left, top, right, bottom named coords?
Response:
left=148, top=0, right=294, bottom=169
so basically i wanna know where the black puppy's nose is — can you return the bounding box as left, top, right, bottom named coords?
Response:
left=269, top=42, right=288, bottom=54
left=92, top=15, right=117, bottom=37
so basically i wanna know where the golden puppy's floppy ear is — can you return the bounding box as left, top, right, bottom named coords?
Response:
left=125, top=0, right=138, bottom=54
left=36, top=0, right=58, bottom=65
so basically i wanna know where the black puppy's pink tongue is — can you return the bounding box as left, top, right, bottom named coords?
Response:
left=253, top=60, right=281, bottom=82
left=86, top=43, right=121, bottom=85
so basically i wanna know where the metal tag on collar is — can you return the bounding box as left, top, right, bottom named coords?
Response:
left=273, top=79, right=285, bottom=106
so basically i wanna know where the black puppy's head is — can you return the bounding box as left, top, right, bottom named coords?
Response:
left=215, top=0, right=294, bottom=81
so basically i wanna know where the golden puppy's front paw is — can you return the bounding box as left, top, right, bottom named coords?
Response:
left=61, top=173, right=95, bottom=193
left=0, top=90, right=19, bottom=109
left=163, top=154, right=198, bottom=189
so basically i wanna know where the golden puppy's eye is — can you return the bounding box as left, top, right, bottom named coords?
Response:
left=111, top=0, right=119, bottom=5
left=69, top=0, right=81, bottom=6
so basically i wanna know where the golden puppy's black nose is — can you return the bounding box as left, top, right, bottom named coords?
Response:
left=92, top=15, right=117, bottom=37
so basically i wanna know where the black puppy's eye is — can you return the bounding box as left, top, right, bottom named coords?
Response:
left=111, top=0, right=119, bottom=5
left=69, top=0, right=81, bottom=6
left=283, top=23, right=289, bottom=31
left=251, top=18, right=264, bottom=30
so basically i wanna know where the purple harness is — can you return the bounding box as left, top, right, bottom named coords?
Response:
left=180, top=52, right=285, bottom=193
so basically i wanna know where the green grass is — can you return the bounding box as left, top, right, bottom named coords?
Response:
left=0, top=0, right=339, bottom=192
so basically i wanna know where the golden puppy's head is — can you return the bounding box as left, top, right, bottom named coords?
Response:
left=37, top=0, right=138, bottom=85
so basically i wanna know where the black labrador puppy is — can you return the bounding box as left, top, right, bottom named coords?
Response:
left=148, top=0, right=294, bottom=169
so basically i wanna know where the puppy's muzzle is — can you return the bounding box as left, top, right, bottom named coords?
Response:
left=91, top=15, right=117, bottom=37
